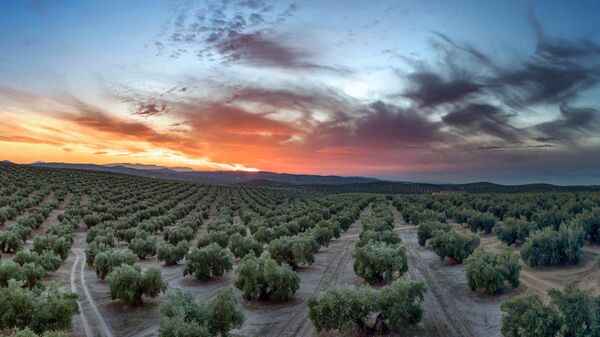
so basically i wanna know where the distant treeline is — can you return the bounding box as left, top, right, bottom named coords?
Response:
left=292, top=181, right=600, bottom=194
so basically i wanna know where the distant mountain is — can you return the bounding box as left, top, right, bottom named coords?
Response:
left=19, top=161, right=600, bottom=193
left=104, top=163, right=195, bottom=172
left=294, top=181, right=600, bottom=194
left=30, top=162, right=382, bottom=185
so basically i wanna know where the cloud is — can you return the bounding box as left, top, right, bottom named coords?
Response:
left=403, top=72, right=482, bottom=108
left=443, top=103, right=520, bottom=142
left=153, top=1, right=341, bottom=72
left=131, top=102, right=170, bottom=117
left=534, top=102, right=599, bottom=142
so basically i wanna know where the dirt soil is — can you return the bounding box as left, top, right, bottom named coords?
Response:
left=51, top=203, right=369, bottom=337
left=391, top=206, right=519, bottom=337
left=40, top=200, right=600, bottom=337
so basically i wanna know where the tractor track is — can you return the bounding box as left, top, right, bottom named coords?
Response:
left=73, top=248, right=115, bottom=337
left=70, top=250, right=93, bottom=337
left=392, top=206, right=476, bottom=337
left=273, top=205, right=372, bottom=337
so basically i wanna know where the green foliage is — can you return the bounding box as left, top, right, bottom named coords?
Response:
left=163, top=226, right=195, bottom=246
left=499, top=286, right=600, bottom=337
left=309, top=226, right=334, bottom=247
left=308, top=285, right=378, bottom=335
left=129, top=236, right=157, bottom=259
left=157, top=241, right=189, bottom=265
left=32, top=234, right=71, bottom=261
left=378, top=279, right=427, bottom=332
left=228, top=233, right=263, bottom=259
left=268, top=236, right=318, bottom=268
left=358, top=229, right=402, bottom=247
left=14, top=250, right=61, bottom=272
left=253, top=227, right=273, bottom=244
left=159, top=290, right=209, bottom=337
left=93, top=248, right=138, bottom=280
left=159, top=287, right=244, bottom=337
left=235, top=253, right=300, bottom=303
left=0, top=260, right=44, bottom=289
left=206, top=287, right=245, bottom=337
left=571, top=207, right=600, bottom=243
left=85, top=241, right=112, bottom=266
left=429, top=229, right=480, bottom=263
left=353, top=242, right=408, bottom=284
left=308, top=279, right=426, bottom=335
left=9, top=328, right=69, bottom=337
left=417, top=222, right=451, bottom=246
left=520, top=225, right=585, bottom=267
left=0, top=230, right=24, bottom=253
left=184, top=243, right=233, bottom=281
left=468, top=212, right=497, bottom=233
left=106, top=264, right=166, bottom=305
left=197, top=230, right=229, bottom=248
left=494, top=217, right=533, bottom=245
left=464, top=248, right=520, bottom=294
left=0, top=280, right=78, bottom=333
left=29, top=284, right=79, bottom=333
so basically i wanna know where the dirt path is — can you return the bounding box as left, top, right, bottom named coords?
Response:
left=70, top=250, right=93, bottom=337
left=391, top=205, right=513, bottom=337
left=74, top=248, right=115, bottom=337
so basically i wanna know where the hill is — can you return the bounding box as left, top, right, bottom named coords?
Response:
left=30, top=162, right=381, bottom=185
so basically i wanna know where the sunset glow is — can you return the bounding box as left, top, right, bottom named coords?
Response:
left=1, top=1, right=600, bottom=184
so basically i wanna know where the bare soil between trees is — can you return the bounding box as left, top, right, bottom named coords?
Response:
left=39, top=201, right=600, bottom=337
left=47, top=205, right=369, bottom=337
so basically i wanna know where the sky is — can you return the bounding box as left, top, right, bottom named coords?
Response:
left=1, top=0, right=600, bottom=185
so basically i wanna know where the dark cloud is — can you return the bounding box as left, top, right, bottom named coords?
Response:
left=535, top=103, right=599, bottom=142
left=443, top=104, right=520, bottom=142
left=404, top=72, right=482, bottom=108
left=355, top=101, right=442, bottom=145
left=396, top=11, right=600, bottom=150
left=131, top=102, right=170, bottom=117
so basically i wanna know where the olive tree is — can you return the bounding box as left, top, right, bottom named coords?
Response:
left=197, top=230, right=229, bottom=248
left=464, top=248, right=520, bottom=294
left=520, top=225, right=584, bottom=267
left=228, top=233, right=262, bottom=259
left=493, top=217, right=533, bottom=246
left=0, top=280, right=78, bottom=333
left=184, top=243, right=233, bottom=281
left=0, top=230, right=23, bottom=253
left=268, top=236, right=318, bottom=268
left=417, top=222, right=451, bottom=246
left=206, top=287, right=245, bottom=337
left=159, top=287, right=244, bottom=337
left=353, top=242, right=408, bottom=284
left=235, top=253, right=300, bottom=303
left=468, top=212, right=497, bottom=233
left=9, top=328, right=69, bottom=337
left=377, top=279, right=427, bottom=332
left=499, top=286, right=600, bottom=337
left=106, top=264, right=166, bottom=305
left=308, top=279, right=426, bottom=335
left=93, top=248, right=138, bottom=280
left=429, top=229, right=480, bottom=263
left=358, top=230, right=401, bottom=247
left=129, top=236, right=157, bottom=259
left=308, top=285, right=377, bottom=335
left=157, top=241, right=189, bottom=265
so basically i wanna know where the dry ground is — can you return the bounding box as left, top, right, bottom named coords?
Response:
left=25, top=200, right=600, bottom=337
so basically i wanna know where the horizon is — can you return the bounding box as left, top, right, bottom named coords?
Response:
left=2, top=1, right=600, bottom=185
left=7, top=159, right=597, bottom=187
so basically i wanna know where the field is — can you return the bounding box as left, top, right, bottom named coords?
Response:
left=2, top=162, right=600, bottom=337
